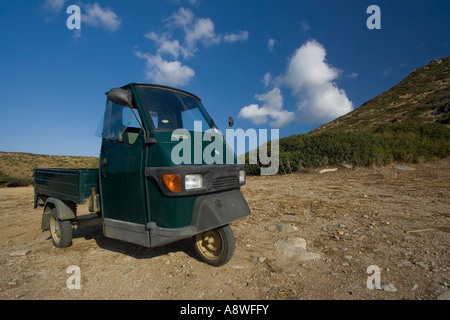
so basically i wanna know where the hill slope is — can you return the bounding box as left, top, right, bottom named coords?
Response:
left=312, top=57, right=450, bottom=133
left=245, top=57, right=450, bottom=175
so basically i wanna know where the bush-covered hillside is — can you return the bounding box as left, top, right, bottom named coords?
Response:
left=244, top=120, right=450, bottom=175
left=245, top=57, right=450, bottom=175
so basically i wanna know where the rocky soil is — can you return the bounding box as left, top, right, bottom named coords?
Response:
left=0, top=159, right=449, bottom=300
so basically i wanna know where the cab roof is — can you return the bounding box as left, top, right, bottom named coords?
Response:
left=121, top=83, right=201, bottom=102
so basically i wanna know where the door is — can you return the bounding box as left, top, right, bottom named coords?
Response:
left=99, top=100, right=150, bottom=246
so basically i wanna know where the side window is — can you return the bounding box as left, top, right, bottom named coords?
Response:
left=102, top=101, right=142, bottom=144
left=122, top=107, right=141, bottom=129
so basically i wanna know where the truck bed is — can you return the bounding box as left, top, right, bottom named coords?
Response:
left=34, top=168, right=99, bottom=206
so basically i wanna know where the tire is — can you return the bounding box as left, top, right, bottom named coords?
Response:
left=193, top=224, right=235, bottom=267
left=49, top=208, right=73, bottom=248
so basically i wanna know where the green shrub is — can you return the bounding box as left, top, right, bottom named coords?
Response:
left=0, top=171, right=33, bottom=187
left=244, top=121, right=450, bottom=175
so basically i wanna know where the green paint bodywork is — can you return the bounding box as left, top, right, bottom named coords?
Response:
left=99, top=83, right=242, bottom=229
left=34, top=168, right=99, bottom=207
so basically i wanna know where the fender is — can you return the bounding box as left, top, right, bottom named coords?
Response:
left=143, top=189, right=250, bottom=248
left=190, top=189, right=251, bottom=234
left=41, top=198, right=76, bottom=230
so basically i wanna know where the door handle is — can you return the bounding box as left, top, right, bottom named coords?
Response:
left=101, top=158, right=107, bottom=178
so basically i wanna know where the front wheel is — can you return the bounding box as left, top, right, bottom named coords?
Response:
left=193, top=224, right=235, bottom=267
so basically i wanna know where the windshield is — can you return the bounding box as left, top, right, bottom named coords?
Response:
left=138, top=86, right=214, bottom=133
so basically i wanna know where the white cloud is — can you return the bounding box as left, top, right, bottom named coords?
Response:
left=238, top=104, right=269, bottom=125
left=301, top=21, right=311, bottom=32
left=267, top=38, right=277, bottom=52
left=169, top=0, right=201, bottom=7
left=83, top=3, right=122, bottom=31
left=239, top=39, right=353, bottom=127
left=282, top=40, right=339, bottom=93
left=169, top=0, right=202, bottom=8
left=166, top=8, right=248, bottom=56
left=44, top=0, right=67, bottom=12
left=298, top=83, right=353, bottom=123
left=382, top=67, right=391, bottom=77
left=138, top=7, right=249, bottom=86
left=145, top=31, right=187, bottom=59
left=72, top=29, right=82, bottom=39
left=186, top=17, right=219, bottom=48
left=223, top=30, right=249, bottom=43
left=239, top=87, right=295, bottom=128
left=134, top=51, right=195, bottom=87
left=262, top=72, right=272, bottom=87
left=44, top=1, right=121, bottom=34
left=166, top=7, right=219, bottom=57
left=281, top=39, right=353, bottom=124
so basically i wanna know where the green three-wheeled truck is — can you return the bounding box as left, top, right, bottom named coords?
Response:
left=33, top=83, right=251, bottom=267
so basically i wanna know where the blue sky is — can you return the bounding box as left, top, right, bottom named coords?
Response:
left=0, top=0, right=448, bottom=156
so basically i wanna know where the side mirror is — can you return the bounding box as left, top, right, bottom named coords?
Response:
left=106, top=88, right=132, bottom=106
left=228, top=117, right=234, bottom=128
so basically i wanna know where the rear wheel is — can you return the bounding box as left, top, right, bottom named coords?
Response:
left=49, top=208, right=73, bottom=248
left=193, top=224, right=235, bottom=267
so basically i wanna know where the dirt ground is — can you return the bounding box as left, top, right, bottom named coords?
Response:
left=0, top=159, right=449, bottom=300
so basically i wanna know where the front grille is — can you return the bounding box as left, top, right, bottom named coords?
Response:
left=213, top=176, right=237, bottom=189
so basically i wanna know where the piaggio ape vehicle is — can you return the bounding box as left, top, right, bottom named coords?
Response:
left=33, top=83, right=251, bottom=267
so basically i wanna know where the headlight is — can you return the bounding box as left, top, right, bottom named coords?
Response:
left=239, top=170, right=246, bottom=184
left=185, top=174, right=203, bottom=190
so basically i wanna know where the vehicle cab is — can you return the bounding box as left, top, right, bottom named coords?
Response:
left=100, top=83, right=250, bottom=266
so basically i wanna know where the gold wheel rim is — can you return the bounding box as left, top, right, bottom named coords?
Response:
left=195, top=229, right=223, bottom=260
left=50, top=216, right=61, bottom=242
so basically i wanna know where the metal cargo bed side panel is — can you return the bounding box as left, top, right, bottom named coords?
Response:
left=79, top=169, right=100, bottom=200
left=34, top=168, right=99, bottom=204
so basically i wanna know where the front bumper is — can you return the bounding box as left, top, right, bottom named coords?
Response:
left=147, top=189, right=251, bottom=247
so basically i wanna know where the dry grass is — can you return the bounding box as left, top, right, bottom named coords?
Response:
left=0, top=152, right=98, bottom=187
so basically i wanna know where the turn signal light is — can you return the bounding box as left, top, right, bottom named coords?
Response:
left=162, top=174, right=182, bottom=193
